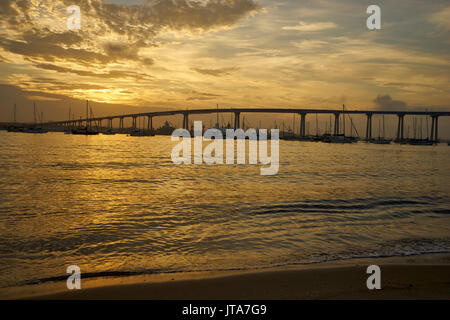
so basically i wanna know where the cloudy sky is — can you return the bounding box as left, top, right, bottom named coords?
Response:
left=0, top=0, right=449, bottom=124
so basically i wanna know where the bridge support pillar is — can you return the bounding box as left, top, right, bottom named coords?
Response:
left=183, top=113, right=189, bottom=130
left=119, top=118, right=124, bottom=131
left=430, top=116, right=439, bottom=142
left=234, top=112, right=241, bottom=130
left=366, top=113, right=373, bottom=141
left=396, top=114, right=405, bottom=141
left=109, top=119, right=113, bottom=129
left=334, top=113, right=340, bottom=136
left=299, top=113, right=307, bottom=137
left=132, top=116, right=137, bottom=129
left=147, top=116, right=153, bottom=132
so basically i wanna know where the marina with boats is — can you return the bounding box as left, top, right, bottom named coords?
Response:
left=2, top=102, right=449, bottom=146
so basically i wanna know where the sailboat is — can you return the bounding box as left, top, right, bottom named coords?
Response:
left=64, top=106, right=74, bottom=134
left=408, top=116, right=433, bottom=145
left=129, top=116, right=153, bottom=136
left=23, top=102, right=48, bottom=133
left=71, top=101, right=99, bottom=135
left=323, top=105, right=355, bottom=143
left=207, top=104, right=230, bottom=139
left=370, top=115, right=391, bottom=144
left=7, top=104, right=25, bottom=132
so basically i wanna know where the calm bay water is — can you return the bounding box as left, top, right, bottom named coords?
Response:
left=0, top=131, right=449, bottom=288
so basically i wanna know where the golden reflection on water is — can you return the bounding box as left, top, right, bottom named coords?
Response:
left=0, top=131, right=449, bottom=289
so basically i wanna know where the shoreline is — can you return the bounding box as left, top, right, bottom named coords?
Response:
left=2, top=253, right=450, bottom=300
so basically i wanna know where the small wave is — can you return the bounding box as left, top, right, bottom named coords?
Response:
left=245, top=196, right=446, bottom=216
left=11, top=237, right=450, bottom=289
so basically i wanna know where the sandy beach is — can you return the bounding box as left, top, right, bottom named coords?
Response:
left=3, top=253, right=448, bottom=300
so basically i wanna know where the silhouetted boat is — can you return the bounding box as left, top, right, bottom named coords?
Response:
left=323, top=134, right=355, bottom=143
left=323, top=105, right=357, bottom=143
left=154, top=121, right=175, bottom=135
left=129, top=130, right=153, bottom=137
left=408, top=139, right=434, bottom=146
left=23, top=102, right=48, bottom=134
left=371, top=138, right=392, bottom=144
left=71, top=128, right=99, bottom=135
left=71, top=101, right=99, bottom=135
left=64, top=107, right=74, bottom=134
left=23, top=128, right=48, bottom=134
left=102, top=130, right=116, bottom=135
left=7, top=127, right=24, bottom=132
left=369, top=115, right=391, bottom=144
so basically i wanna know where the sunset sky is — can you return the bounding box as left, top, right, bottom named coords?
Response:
left=0, top=0, right=450, bottom=124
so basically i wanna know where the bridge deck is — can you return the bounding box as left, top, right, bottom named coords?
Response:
left=39, top=108, right=450, bottom=126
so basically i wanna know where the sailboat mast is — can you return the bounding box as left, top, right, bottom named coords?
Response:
left=378, top=117, right=381, bottom=140
left=292, top=114, right=295, bottom=134
left=315, top=113, right=319, bottom=136
left=342, top=104, right=346, bottom=137
left=329, top=116, right=332, bottom=135
left=420, top=118, right=423, bottom=140
left=86, top=100, right=89, bottom=130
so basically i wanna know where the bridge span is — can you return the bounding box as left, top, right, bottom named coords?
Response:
left=19, top=107, right=450, bottom=141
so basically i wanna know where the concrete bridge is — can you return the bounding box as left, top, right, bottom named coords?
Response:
left=10, top=107, right=450, bottom=141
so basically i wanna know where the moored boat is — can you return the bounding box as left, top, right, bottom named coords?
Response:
left=23, top=128, right=48, bottom=134
left=408, top=139, right=434, bottom=146
left=129, top=130, right=153, bottom=137
left=70, top=101, right=99, bottom=135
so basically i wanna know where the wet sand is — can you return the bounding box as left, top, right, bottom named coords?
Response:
left=8, top=254, right=450, bottom=300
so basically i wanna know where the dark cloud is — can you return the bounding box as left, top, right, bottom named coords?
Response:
left=21, top=77, right=107, bottom=91
left=34, top=63, right=153, bottom=80
left=0, top=0, right=32, bottom=30
left=0, top=35, right=114, bottom=65
left=0, top=0, right=258, bottom=82
left=22, top=28, right=84, bottom=46
left=70, top=0, right=260, bottom=37
left=373, top=94, right=408, bottom=110
left=187, top=90, right=222, bottom=100
left=193, top=67, right=239, bottom=76
left=103, top=41, right=155, bottom=64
